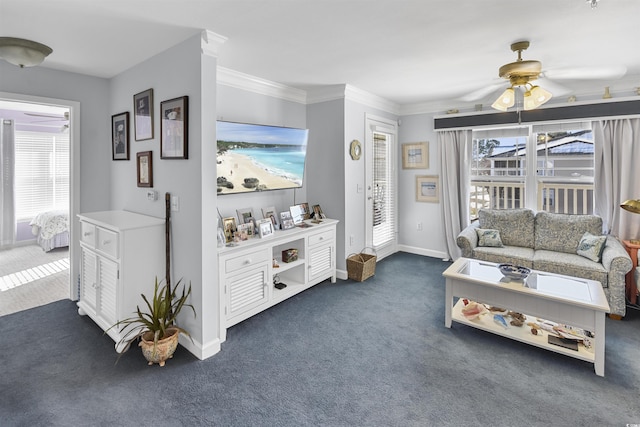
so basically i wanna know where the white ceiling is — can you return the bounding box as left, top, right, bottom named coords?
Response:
left=2, top=0, right=640, bottom=111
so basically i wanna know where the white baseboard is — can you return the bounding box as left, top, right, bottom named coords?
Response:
left=397, top=245, right=450, bottom=261
left=179, top=335, right=221, bottom=360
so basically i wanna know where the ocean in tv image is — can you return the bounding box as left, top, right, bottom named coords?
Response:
left=216, top=121, right=309, bottom=194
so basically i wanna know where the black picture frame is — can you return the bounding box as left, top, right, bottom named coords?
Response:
left=137, top=151, right=153, bottom=187
left=111, top=112, right=129, bottom=160
left=133, top=88, right=154, bottom=141
left=161, top=96, right=189, bottom=159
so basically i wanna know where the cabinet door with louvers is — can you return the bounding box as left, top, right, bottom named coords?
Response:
left=225, top=265, right=269, bottom=326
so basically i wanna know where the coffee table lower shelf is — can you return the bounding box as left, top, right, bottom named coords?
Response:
left=451, top=299, right=595, bottom=364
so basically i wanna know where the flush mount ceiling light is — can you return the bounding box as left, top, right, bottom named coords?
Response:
left=491, top=41, right=552, bottom=111
left=0, top=37, right=53, bottom=68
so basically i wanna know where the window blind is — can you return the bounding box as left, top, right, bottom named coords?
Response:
left=372, top=132, right=396, bottom=248
left=14, top=131, right=69, bottom=221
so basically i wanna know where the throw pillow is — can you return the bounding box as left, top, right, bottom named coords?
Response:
left=476, top=228, right=504, bottom=247
left=576, top=232, right=607, bottom=263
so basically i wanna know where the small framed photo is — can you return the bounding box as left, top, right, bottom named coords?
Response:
left=222, top=217, right=237, bottom=243
left=235, top=223, right=253, bottom=241
left=133, top=89, right=154, bottom=141
left=112, top=112, right=130, bottom=160
left=300, top=202, right=311, bottom=219
left=160, top=96, right=189, bottom=159
left=402, top=142, right=429, bottom=169
left=416, top=175, right=439, bottom=203
left=280, top=211, right=295, bottom=230
left=258, top=219, right=274, bottom=238
left=290, top=205, right=305, bottom=225
left=312, top=204, right=326, bottom=220
left=262, top=206, right=280, bottom=230
left=237, top=208, right=255, bottom=225
left=136, top=151, right=153, bottom=187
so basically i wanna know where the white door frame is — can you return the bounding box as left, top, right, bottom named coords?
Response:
left=364, top=113, right=398, bottom=260
left=0, top=91, right=80, bottom=300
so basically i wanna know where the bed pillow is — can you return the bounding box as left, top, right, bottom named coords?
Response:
left=476, top=228, right=504, bottom=248
left=576, top=232, right=607, bottom=263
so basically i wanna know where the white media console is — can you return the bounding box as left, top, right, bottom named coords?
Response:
left=218, top=219, right=337, bottom=341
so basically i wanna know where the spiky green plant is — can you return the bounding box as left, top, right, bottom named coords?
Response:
left=107, top=277, right=195, bottom=355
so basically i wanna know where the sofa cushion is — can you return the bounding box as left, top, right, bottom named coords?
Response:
left=533, top=250, right=608, bottom=287
left=472, top=245, right=534, bottom=268
left=534, top=212, right=602, bottom=254
left=476, top=228, right=504, bottom=247
left=577, top=232, right=607, bottom=263
left=479, top=209, right=535, bottom=248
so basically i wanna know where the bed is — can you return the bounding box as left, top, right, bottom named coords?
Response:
left=29, top=210, right=70, bottom=252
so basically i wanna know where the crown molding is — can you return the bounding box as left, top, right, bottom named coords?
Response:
left=201, top=30, right=227, bottom=57
left=306, top=84, right=400, bottom=115
left=216, top=67, right=307, bottom=104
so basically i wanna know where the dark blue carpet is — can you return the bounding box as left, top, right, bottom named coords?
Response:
left=1, top=252, right=638, bottom=426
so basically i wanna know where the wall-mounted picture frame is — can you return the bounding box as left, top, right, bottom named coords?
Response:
left=133, top=88, right=154, bottom=141
left=416, top=175, right=439, bottom=203
left=112, top=112, right=130, bottom=160
left=262, top=206, right=280, bottom=230
left=136, top=151, right=153, bottom=187
left=222, top=217, right=237, bottom=243
left=160, top=95, right=189, bottom=159
left=258, top=219, right=274, bottom=238
left=402, top=142, right=429, bottom=169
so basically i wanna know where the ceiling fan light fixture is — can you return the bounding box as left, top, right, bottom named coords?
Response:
left=491, top=87, right=515, bottom=112
left=523, top=85, right=552, bottom=110
left=0, top=37, right=52, bottom=68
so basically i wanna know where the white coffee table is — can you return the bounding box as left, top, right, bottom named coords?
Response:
left=443, top=258, right=610, bottom=376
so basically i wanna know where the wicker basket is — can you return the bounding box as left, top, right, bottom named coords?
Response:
left=346, top=248, right=377, bottom=282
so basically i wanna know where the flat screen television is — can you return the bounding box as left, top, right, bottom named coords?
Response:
left=216, top=121, right=309, bottom=195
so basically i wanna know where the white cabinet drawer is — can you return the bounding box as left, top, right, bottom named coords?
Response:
left=308, top=229, right=334, bottom=247
left=225, top=249, right=269, bottom=274
left=96, top=227, right=119, bottom=258
left=81, top=222, right=96, bottom=248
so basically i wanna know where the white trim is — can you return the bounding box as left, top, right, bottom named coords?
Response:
left=397, top=245, right=449, bottom=261
left=216, top=67, right=307, bottom=104
left=201, top=30, right=227, bottom=57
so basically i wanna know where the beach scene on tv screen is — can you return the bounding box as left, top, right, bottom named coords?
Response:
left=216, top=121, right=308, bottom=194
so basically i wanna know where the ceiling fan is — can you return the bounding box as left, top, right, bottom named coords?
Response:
left=24, top=111, right=70, bottom=122
left=461, top=41, right=627, bottom=111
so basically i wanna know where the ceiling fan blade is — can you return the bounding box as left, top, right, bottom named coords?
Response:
left=457, top=82, right=506, bottom=102
left=534, top=77, right=572, bottom=97
left=543, top=65, right=627, bottom=80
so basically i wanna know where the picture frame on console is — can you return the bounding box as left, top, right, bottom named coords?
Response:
left=160, top=95, right=188, bottom=159
left=312, top=204, right=326, bottom=220
left=133, top=88, right=154, bottom=141
left=262, top=206, right=280, bottom=230
left=280, top=211, right=295, bottom=230
left=258, top=219, right=274, bottom=238
left=222, top=217, right=237, bottom=243
left=111, top=112, right=130, bottom=161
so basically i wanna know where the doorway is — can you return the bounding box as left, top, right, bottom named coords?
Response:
left=364, top=114, right=398, bottom=260
left=0, top=93, right=80, bottom=311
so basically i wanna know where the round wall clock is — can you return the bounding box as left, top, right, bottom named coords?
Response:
left=350, top=139, right=362, bottom=160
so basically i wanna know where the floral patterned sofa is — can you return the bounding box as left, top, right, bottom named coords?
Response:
left=456, top=209, right=633, bottom=318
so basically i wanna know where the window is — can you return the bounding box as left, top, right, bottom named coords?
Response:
left=14, top=131, right=69, bottom=221
left=470, top=123, right=594, bottom=219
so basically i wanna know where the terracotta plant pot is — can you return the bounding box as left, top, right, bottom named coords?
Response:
left=139, top=327, right=179, bottom=367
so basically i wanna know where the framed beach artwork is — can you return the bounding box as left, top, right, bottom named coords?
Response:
left=160, top=96, right=189, bottom=159
left=416, top=175, right=439, bottom=203
left=136, top=151, right=153, bottom=188
left=402, top=142, right=429, bottom=169
left=111, top=112, right=129, bottom=160
left=133, top=89, right=153, bottom=141
left=262, top=206, right=280, bottom=230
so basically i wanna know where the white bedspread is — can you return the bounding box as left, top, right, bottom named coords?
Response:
left=30, top=210, right=69, bottom=240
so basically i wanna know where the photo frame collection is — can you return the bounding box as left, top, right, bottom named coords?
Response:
left=111, top=88, right=189, bottom=187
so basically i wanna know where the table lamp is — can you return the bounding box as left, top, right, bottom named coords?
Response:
left=620, top=198, right=640, bottom=244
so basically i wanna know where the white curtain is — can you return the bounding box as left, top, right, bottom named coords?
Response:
left=593, top=118, right=640, bottom=239
left=1, top=119, right=16, bottom=247
left=439, top=129, right=472, bottom=260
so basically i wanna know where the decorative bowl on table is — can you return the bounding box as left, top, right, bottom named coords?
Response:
left=497, top=263, right=531, bottom=281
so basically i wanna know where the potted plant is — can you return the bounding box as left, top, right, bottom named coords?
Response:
left=109, top=277, right=195, bottom=366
